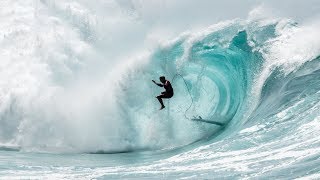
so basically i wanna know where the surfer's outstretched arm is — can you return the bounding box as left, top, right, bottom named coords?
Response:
left=152, top=80, right=163, bottom=87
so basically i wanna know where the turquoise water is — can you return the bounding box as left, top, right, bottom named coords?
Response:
left=1, top=0, right=320, bottom=179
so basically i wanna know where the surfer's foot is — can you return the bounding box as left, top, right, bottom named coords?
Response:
left=159, top=106, right=165, bottom=110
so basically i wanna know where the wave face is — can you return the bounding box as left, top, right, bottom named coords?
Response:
left=1, top=0, right=320, bottom=179
left=116, top=21, right=262, bottom=148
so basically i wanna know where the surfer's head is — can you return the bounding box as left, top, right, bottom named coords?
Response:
left=159, top=76, right=166, bottom=83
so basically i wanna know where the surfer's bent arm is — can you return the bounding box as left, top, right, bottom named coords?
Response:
left=152, top=80, right=163, bottom=87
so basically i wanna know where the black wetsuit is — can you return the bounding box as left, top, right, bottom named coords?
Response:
left=157, top=80, right=174, bottom=98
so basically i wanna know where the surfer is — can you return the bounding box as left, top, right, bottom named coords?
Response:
left=152, top=76, right=174, bottom=110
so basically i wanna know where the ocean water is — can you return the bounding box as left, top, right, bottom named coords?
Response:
left=1, top=0, right=320, bottom=179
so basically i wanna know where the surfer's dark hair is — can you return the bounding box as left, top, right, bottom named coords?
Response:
left=160, top=76, right=165, bottom=81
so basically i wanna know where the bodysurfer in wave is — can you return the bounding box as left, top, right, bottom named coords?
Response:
left=152, top=76, right=174, bottom=110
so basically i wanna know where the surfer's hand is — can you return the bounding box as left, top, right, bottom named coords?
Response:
left=152, top=80, right=156, bottom=83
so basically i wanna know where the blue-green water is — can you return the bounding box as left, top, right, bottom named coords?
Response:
left=1, top=0, right=320, bottom=179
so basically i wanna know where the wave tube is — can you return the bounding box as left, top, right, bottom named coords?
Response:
left=113, top=20, right=270, bottom=151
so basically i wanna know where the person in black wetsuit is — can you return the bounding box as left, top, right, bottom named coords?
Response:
left=152, top=76, right=174, bottom=110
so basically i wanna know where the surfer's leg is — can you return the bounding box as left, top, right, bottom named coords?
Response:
left=156, top=95, right=165, bottom=109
